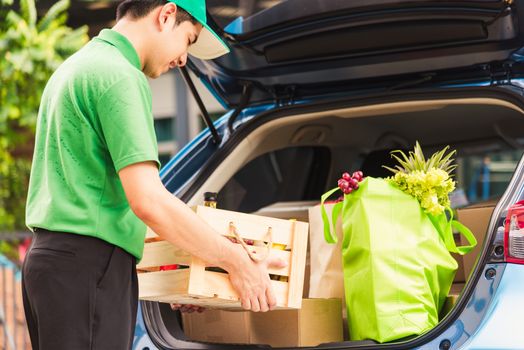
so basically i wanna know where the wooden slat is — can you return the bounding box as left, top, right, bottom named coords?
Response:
left=286, top=220, right=309, bottom=308
left=195, top=271, right=289, bottom=307
left=196, top=205, right=294, bottom=245
left=139, top=242, right=291, bottom=276
left=270, top=279, right=289, bottom=307
left=190, top=269, right=238, bottom=301
left=139, top=270, right=290, bottom=309
left=137, top=266, right=161, bottom=273
left=138, top=294, right=196, bottom=304
left=169, top=297, right=240, bottom=309
left=138, top=241, right=192, bottom=269
left=138, top=270, right=190, bottom=300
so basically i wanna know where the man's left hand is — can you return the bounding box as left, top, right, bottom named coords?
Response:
left=170, top=304, right=205, bottom=313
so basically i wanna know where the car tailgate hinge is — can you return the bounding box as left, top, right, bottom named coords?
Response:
left=271, top=85, right=298, bottom=107
left=488, top=61, right=513, bottom=86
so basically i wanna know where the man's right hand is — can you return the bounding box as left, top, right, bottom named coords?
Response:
left=225, top=244, right=287, bottom=312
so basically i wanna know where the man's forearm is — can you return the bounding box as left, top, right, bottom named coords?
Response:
left=138, top=187, right=243, bottom=272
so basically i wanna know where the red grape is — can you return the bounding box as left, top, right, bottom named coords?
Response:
left=338, top=179, right=349, bottom=189
left=338, top=170, right=364, bottom=194
left=352, top=171, right=364, bottom=181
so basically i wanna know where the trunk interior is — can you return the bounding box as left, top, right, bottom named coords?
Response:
left=152, top=92, right=524, bottom=348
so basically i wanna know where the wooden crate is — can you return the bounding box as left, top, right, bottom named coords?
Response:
left=137, top=205, right=309, bottom=310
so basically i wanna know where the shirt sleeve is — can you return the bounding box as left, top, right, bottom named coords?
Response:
left=96, top=76, right=161, bottom=172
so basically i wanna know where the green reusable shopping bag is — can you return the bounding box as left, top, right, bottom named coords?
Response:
left=321, top=177, right=476, bottom=343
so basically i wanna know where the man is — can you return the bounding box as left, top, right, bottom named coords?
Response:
left=22, top=1, right=284, bottom=349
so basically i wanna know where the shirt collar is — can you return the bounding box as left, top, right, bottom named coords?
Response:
left=95, top=29, right=142, bottom=70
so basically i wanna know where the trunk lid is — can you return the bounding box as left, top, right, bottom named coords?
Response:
left=189, top=0, right=524, bottom=107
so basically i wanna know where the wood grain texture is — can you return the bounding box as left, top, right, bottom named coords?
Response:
left=138, top=206, right=308, bottom=309
left=286, top=220, right=309, bottom=308
left=196, top=205, right=295, bottom=246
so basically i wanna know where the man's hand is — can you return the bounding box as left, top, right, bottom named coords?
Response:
left=170, top=246, right=287, bottom=313
left=170, top=304, right=205, bottom=313
left=226, top=244, right=288, bottom=312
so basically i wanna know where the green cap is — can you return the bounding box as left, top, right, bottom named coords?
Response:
left=168, top=0, right=230, bottom=59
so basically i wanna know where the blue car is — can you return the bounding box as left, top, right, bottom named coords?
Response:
left=133, top=1, right=524, bottom=349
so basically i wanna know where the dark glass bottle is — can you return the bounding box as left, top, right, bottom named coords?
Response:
left=203, top=192, right=218, bottom=208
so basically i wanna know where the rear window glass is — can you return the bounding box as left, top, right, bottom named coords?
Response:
left=454, top=149, right=523, bottom=206
left=217, top=146, right=330, bottom=212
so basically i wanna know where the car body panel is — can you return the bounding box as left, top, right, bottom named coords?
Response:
left=457, top=263, right=524, bottom=350
left=413, top=263, right=506, bottom=350
left=194, top=0, right=524, bottom=106
left=134, top=305, right=159, bottom=350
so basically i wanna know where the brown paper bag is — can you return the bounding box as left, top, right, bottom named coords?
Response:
left=307, top=203, right=345, bottom=304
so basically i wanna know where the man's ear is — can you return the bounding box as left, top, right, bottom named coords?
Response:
left=157, top=2, right=178, bottom=30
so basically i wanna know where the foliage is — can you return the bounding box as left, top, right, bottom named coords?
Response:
left=384, top=142, right=457, bottom=215
left=383, top=141, right=457, bottom=175
left=0, top=0, right=88, bottom=236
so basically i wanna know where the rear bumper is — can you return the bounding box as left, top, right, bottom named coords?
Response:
left=458, top=263, right=524, bottom=349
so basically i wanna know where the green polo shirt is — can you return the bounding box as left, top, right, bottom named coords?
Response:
left=26, top=29, right=160, bottom=261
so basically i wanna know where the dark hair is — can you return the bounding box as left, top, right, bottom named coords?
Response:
left=116, top=0, right=197, bottom=25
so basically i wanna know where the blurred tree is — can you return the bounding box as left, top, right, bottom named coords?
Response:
left=0, top=0, right=88, bottom=237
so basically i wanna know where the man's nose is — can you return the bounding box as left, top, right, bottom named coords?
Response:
left=170, top=54, right=188, bottom=69
left=178, top=53, right=188, bottom=67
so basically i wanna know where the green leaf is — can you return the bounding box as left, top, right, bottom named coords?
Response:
left=382, top=165, right=399, bottom=174
left=388, top=142, right=457, bottom=175
left=20, top=0, right=37, bottom=26
left=390, top=153, right=413, bottom=172
left=0, top=0, right=86, bottom=230
left=37, top=0, right=70, bottom=31
left=413, top=141, right=426, bottom=171
left=6, top=10, right=24, bottom=27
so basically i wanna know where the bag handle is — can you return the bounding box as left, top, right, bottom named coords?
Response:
left=320, top=187, right=343, bottom=244
left=450, top=220, right=477, bottom=255
left=429, top=208, right=477, bottom=255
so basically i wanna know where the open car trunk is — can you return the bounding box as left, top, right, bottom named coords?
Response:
left=146, top=88, right=524, bottom=349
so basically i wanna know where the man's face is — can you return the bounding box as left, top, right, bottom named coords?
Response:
left=145, top=16, right=202, bottom=79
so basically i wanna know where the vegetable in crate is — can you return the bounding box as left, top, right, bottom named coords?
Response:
left=320, top=142, right=477, bottom=343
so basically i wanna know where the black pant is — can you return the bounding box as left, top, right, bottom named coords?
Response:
left=22, top=229, right=138, bottom=350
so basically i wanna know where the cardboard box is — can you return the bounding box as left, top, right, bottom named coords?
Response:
left=439, top=283, right=465, bottom=319
left=182, top=298, right=344, bottom=347
left=182, top=309, right=251, bottom=344
left=456, top=204, right=496, bottom=279
left=451, top=233, right=466, bottom=283
left=251, top=298, right=344, bottom=347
